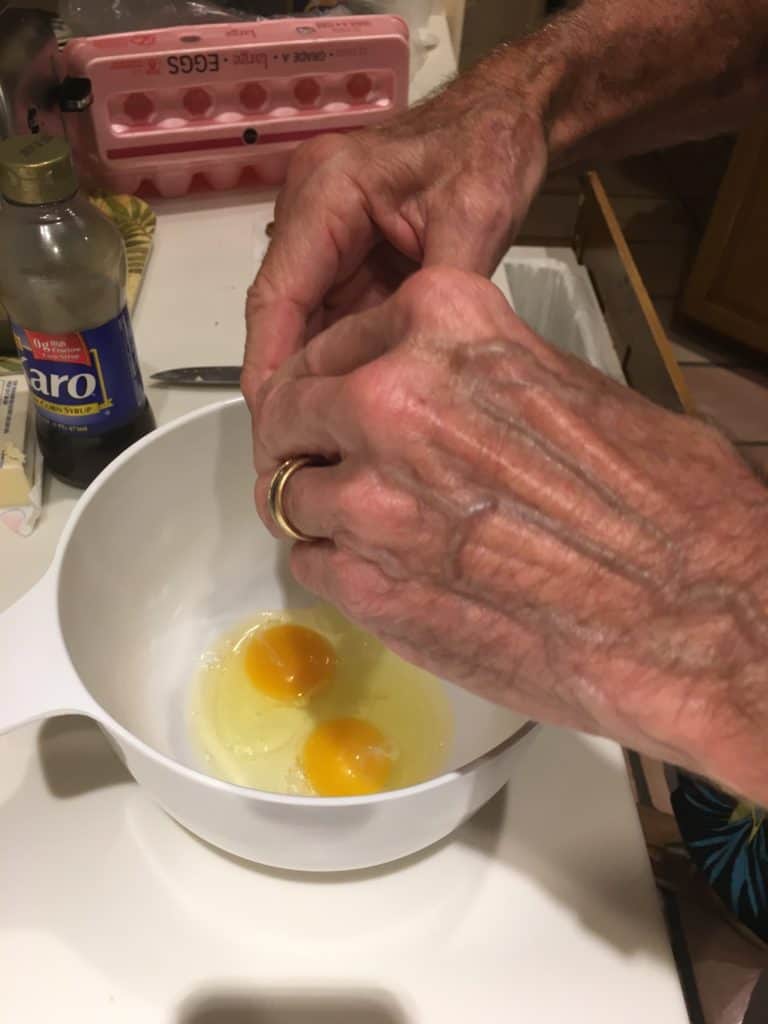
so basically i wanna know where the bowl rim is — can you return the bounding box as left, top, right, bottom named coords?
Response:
left=54, top=396, right=538, bottom=808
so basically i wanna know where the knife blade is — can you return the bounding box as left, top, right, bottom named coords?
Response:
left=150, top=366, right=241, bottom=387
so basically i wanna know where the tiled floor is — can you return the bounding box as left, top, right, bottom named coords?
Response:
left=519, top=139, right=768, bottom=474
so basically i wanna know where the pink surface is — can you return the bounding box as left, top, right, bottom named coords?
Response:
left=63, top=15, right=410, bottom=196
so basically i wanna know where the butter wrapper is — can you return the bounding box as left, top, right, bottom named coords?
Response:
left=0, top=374, right=42, bottom=535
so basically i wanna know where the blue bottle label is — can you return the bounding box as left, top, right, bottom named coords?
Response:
left=11, top=308, right=146, bottom=436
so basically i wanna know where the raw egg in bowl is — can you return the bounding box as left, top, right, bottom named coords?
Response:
left=0, top=398, right=536, bottom=871
left=191, top=605, right=454, bottom=798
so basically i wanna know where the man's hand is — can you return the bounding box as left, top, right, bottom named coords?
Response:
left=243, top=0, right=768, bottom=440
left=250, top=268, right=768, bottom=807
left=242, top=83, right=548, bottom=387
left=243, top=0, right=768, bottom=396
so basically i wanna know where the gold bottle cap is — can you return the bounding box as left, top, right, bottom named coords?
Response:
left=0, top=135, right=78, bottom=205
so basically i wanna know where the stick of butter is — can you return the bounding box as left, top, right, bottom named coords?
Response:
left=0, top=375, right=38, bottom=508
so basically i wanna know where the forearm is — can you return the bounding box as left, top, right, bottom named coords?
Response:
left=540, top=0, right=768, bottom=166
left=424, top=0, right=768, bottom=170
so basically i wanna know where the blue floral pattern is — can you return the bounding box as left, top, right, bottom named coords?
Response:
left=671, top=771, right=768, bottom=942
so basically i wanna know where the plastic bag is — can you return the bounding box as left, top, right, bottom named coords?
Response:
left=302, top=1, right=435, bottom=69
left=61, top=0, right=433, bottom=76
left=60, top=0, right=255, bottom=37
left=62, top=0, right=431, bottom=36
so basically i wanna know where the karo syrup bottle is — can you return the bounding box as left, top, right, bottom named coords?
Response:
left=0, top=135, right=155, bottom=488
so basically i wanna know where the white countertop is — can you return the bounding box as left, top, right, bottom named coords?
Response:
left=0, top=16, right=689, bottom=1023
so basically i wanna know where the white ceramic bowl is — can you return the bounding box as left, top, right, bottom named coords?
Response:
left=1, top=398, right=535, bottom=871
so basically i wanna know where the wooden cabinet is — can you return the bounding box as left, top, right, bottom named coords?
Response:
left=681, top=117, right=768, bottom=352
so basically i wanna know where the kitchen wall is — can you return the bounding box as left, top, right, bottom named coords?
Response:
left=457, top=0, right=548, bottom=68
left=441, top=0, right=466, bottom=53
left=8, top=0, right=58, bottom=8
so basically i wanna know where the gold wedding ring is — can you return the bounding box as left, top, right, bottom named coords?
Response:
left=267, top=456, right=325, bottom=543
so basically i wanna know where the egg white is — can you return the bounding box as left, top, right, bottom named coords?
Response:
left=190, top=604, right=453, bottom=796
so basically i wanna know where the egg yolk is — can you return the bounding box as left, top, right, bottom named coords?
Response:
left=302, top=717, right=395, bottom=796
left=244, top=624, right=336, bottom=704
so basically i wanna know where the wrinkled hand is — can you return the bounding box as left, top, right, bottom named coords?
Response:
left=242, top=81, right=547, bottom=389
left=249, top=268, right=768, bottom=805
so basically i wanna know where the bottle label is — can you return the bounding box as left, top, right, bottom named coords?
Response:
left=11, top=308, right=147, bottom=436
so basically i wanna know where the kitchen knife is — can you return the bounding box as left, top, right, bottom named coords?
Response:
left=150, top=366, right=241, bottom=387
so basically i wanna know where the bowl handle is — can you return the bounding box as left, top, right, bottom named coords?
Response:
left=0, top=573, right=101, bottom=733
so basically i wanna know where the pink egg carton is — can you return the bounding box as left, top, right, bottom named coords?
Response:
left=61, top=15, right=409, bottom=197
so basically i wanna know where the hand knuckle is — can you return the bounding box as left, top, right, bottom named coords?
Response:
left=398, top=267, right=482, bottom=321
left=253, top=476, right=274, bottom=527
left=346, top=364, right=403, bottom=437
left=396, top=267, right=443, bottom=317
left=334, top=479, right=363, bottom=537
left=245, top=277, right=265, bottom=317
left=286, top=133, right=353, bottom=183
left=253, top=378, right=287, bottom=447
left=277, top=142, right=337, bottom=214
left=337, top=473, right=380, bottom=536
left=395, top=269, right=515, bottom=362
left=335, top=576, right=370, bottom=621
left=453, top=185, right=503, bottom=234
left=344, top=369, right=378, bottom=423
left=466, top=278, right=516, bottom=334
left=335, top=562, right=390, bottom=624
left=245, top=263, right=281, bottom=315
left=473, top=189, right=503, bottom=230
left=240, top=364, right=259, bottom=407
